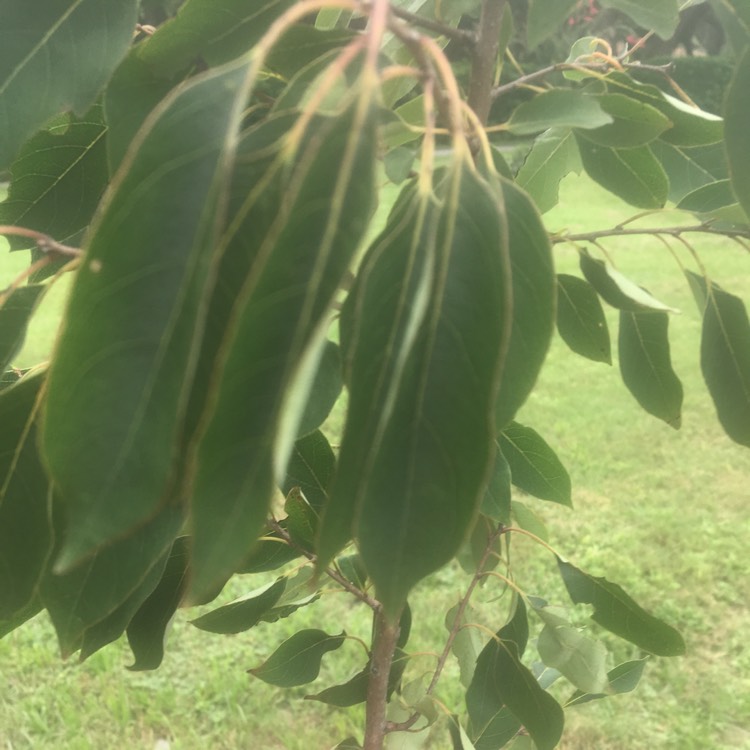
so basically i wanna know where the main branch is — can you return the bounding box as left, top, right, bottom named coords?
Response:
left=467, top=0, right=506, bottom=124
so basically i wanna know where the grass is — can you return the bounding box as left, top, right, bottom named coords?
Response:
left=1, top=174, right=750, bottom=749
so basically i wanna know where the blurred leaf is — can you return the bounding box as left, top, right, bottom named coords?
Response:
left=526, top=0, right=579, bottom=49
left=566, top=657, right=648, bottom=706
left=237, top=524, right=300, bottom=574
left=599, top=0, right=679, bottom=38
left=384, top=146, right=417, bottom=185
left=516, top=128, right=581, bottom=214
left=507, top=90, right=612, bottom=136
left=618, top=310, right=683, bottom=427
left=500, top=423, right=571, bottom=507
left=472, top=708, right=521, bottom=750
left=579, top=94, right=672, bottom=147
left=249, top=629, right=346, bottom=687
left=127, top=537, right=190, bottom=670
left=556, top=274, right=612, bottom=364
left=42, top=59, right=258, bottom=568
left=297, top=341, right=342, bottom=438
left=0, top=285, right=46, bottom=372
left=564, top=37, right=603, bottom=81
left=0, top=1, right=138, bottom=169
left=458, top=514, right=501, bottom=576
left=511, top=500, right=549, bottom=542
left=336, top=554, right=368, bottom=590
left=266, top=25, right=355, bottom=80
left=445, top=601, right=484, bottom=688
left=449, top=716, right=478, bottom=750
left=575, top=137, right=668, bottom=209
left=724, top=34, right=750, bottom=220
left=711, top=0, right=750, bottom=56
left=481, top=447, right=512, bottom=524
left=557, top=558, right=686, bottom=656
left=650, top=140, right=728, bottom=203
left=580, top=252, right=676, bottom=313
left=285, top=487, right=318, bottom=549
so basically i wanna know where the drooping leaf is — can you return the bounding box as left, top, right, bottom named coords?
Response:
left=566, top=658, right=648, bottom=706
left=481, top=446, right=512, bottom=524
left=618, top=310, right=683, bottom=428
left=557, top=558, right=686, bottom=656
left=187, top=91, right=378, bottom=601
left=599, top=0, right=680, bottom=38
left=127, top=536, right=190, bottom=671
left=494, top=179, right=556, bottom=429
left=578, top=94, right=672, bottom=148
left=507, top=90, right=612, bottom=136
left=650, top=140, right=728, bottom=203
left=689, top=272, right=750, bottom=447
left=526, top=0, right=579, bottom=49
left=556, top=274, right=611, bottom=364
left=248, top=629, right=346, bottom=688
left=0, top=372, right=53, bottom=621
left=42, top=58, right=259, bottom=568
left=0, top=1, right=138, bottom=169
left=575, top=137, right=668, bottom=209
left=0, top=285, right=46, bottom=372
left=580, top=252, right=676, bottom=313
left=516, top=128, right=581, bottom=214
left=499, top=423, right=571, bottom=507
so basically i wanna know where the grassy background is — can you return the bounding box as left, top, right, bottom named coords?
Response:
left=1, top=174, right=749, bottom=749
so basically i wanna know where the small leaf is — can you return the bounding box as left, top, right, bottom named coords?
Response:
left=599, top=0, right=679, bottom=39
left=507, top=90, right=612, bottom=136
left=285, top=488, right=318, bottom=550
left=237, top=525, right=300, bottom=574
left=249, top=629, right=346, bottom=688
left=282, top=429, right=336, bottom=513
left=0, top=285, right=46, bottom=373
left=579, top=94, right=672, bottom=148
left=566, top=657, right=648, bottom=706
left=619, top=310, right=683, bottom=428
left=500, top=423, right=572, bottom=507
left=556, top=274, right=612, bottom=364
left=580, top=252, right=676, bottom=313
left=481, top=447, right=512, bottom=524
left=557, top=558, right=686, bottom=656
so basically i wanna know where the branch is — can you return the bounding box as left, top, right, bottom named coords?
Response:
left=553, top=224, right=750, bottom=246
left=467, top=0, right=506, bottom=124
left=0, top=225, right=82, bottom=259
left=387, top=4, right=475, bottom=44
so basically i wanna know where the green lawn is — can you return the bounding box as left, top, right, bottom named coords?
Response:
left=1, top=174, right=749, bottom=749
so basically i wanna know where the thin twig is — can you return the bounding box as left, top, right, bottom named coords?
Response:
left=0, top=225, right=82, bottom=258
left=553, top=224, right=750, bottom=246
left=385, top=3, right=475, bottom=44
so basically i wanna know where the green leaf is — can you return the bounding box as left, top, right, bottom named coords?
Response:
left=575, top=137, right=668, bottom=209
left=127, top=537, right=190, bottom=671
left=526, top=0, right=579, bottom=49
left=285, top=487, right=318, bottom=550
left=0, top=372, right=53, bottom=621
left=599, top=0, right=680, bottom=38
left=511, top=500, right=549, bottom=542
left=449, top=716, right=479, bottom=750
left=500, top=423, right=571, bottom=507
left=557, top=558, right=686, bottom=656
left=266, top=25, right=355, bottom=81
left=507, top=90, right=612, bottom=136
left=579, top=94, right=672, bottom=147
left=556, top=274, right=612, bottom=364
left=297, top=340, right=342, bottom=438
left=650, top=140, right=728, bottom=203
left=237, top=524, right=300, bottom=574
left=248, top=629, right=346, bottom=688
left=690, top=273, right=750, bottom=447
left=0, top=1, right=138, bottom=169
left=0, top=285, right=46, bottom=372
left=534, top=604, right=609, bottom=694
left=618, top=310, right=683, bottom=427
left=711, top=0, right=750, bottom=56
left=494, top=179, right=556, bottom=429
left=42, top=58, right=259, bottom=568
left=566, top=657, right=648, bottom=706
left=677, top=180, right=748, bottom=224
left=471, top=709, right=522, bottom=750
left=516, top=128, right=581, bottom=214
left=580, top=252, right=676, bottom=313
left=467, top=598, right=563, bottom=750
left=564, top=37, right=605, bottom=82
left=445, top=601, right=484, bottom=688
left=481, top=447, right=512, bottom=524
left=326, top=162, right=511, bottom=618
left=188, top=93, right=378, bottom=601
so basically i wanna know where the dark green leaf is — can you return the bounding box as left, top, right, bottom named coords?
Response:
left=507, top=90, right=612, bottom=136
left=332, top=738, right=362, bottom=750
left=237, top=524, right=300, bottom=574
left=580, top=252, right=676, bottom=313
left=494, top=179, right=556, bottom=429
left=127, top=537, right=190, bottom=671
left=0, top=372, right=52, bottom=621
left=0, top=285, right=46, bottom=372
left=384, top=146, right=417, bottom=185
left=526, top=0, right=579, bottom=49
left=566, top=658, right=648, bottom=706
left=619, top=310, right=683, bottom=428
left=579, top=94, right=672, bottom=147
left=248, top=629, right=346, bottom=688
left=297, top=340, right=342, bottom=438
left=599, top=0, right=679, bottom=38
left=335, top=554, right=368, bottom=590
left=575, top=137, right=668, bottom=209
left=650, top=140, right=728, bottom=204
left=285, top=487, right=318, bottom=549
left=500, top=423, right=571, bottom=507
left=724, top=40, right=750, bottom=219
left=0, top=1, right=138, bottom=169
left=481, top=447, right=512, bottom=524
left=557, top=558, right=685, bottom=656
left=42, top=58, right=259, bottom=568
left=266, top=25, right=355, bottom=80
left=472, top=709, right=521, bottom=750
left=449, top=716, right=479, bottom=750
left=556, top=274, right=612, bottom=364
left=458, top=514, right=502, bottom=577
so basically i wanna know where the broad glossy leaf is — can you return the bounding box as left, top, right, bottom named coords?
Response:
left=127, top=536, right=190, bottom=671
left=599, top=0, right=679, bottom=38
left=619, top=310, right=683, bottom=427
left=328, top=162, right=511, bottom=618
left=499, top=423, right=571, bottom=507
left=650, top=140, right=728, bottom=203
left=526, top=0, right=579, bottom=49
left=534, top=605, right=608, bottom=694
left=557, top=558, right=685, bottom=656
left=0, top=105, right=108, bottom=279
left=188, top=94, right=378, bottom=601
left=507, top=90, right=612, bottom=136
left=566, top=657, right=648, bottom=706
left=0, top=372, right=52, bottom=620
left=556, top=274, right=611, bottom=364
left=516, top=128, right=580, bottom=214
left=0, top=1, right=138, bottom=169
left=248, top=629, right=346, bottom=687
left=297, top=340, right=342, bottom=438
left=580, top=252, right=676, bottom=313
left=579, top=94, right=672, bottom=147
left=677, top=180, right=748, bottom=224
left=575, top=137, right=668, bottom=209
left=691, top=273, right=750, bottom=447
left=494, top=179, right=556, bottom=429
left=0, top=285, right=46, bottom=372
left=467, top=598, right=563, bottom=750
left=481, top=447, right=512, bottom=524
left=42, top=59, right=258, bottom=568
